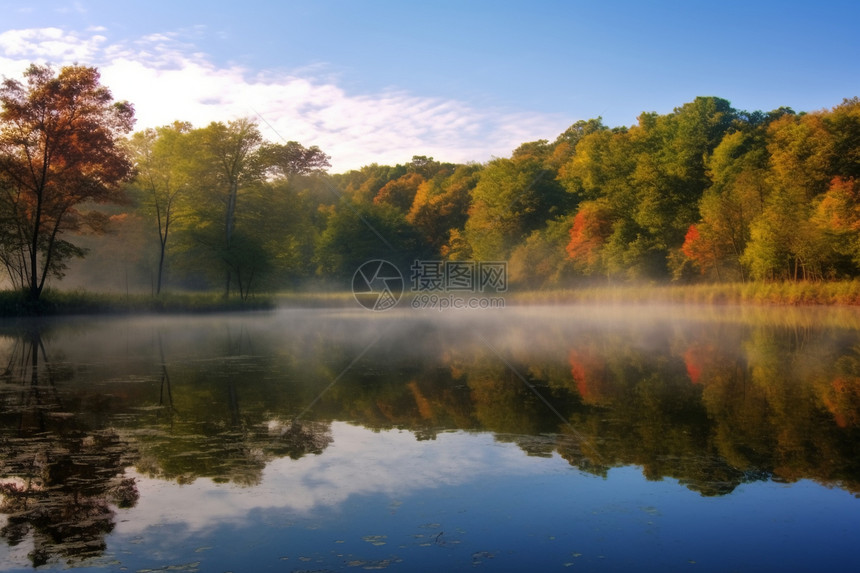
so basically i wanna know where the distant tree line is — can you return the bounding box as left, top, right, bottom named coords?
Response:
left=1, top=64, right=858, bottom=297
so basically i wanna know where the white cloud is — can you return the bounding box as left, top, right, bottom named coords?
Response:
left=0, top=27, right=105, bottom=61
left=115, top=423, right=551, bottom=537
left=0, top=27, right=570, bottom=171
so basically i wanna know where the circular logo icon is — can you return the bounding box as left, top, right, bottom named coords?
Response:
left=352, top=260, right=404, bottom=311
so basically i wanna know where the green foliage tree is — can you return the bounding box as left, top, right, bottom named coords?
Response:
left=315, top=200, right=429, bottom=279
left=126, top=121, right=194, bottom=294
left=558, top=98, right=739, bottom=281
left=742, top=110, right=837, bottom=280
left=142, top=119, right=333, bottom=296
left=258, top=140, right=330, bottom=179
left=242, top=144, right=331, bottom=291
left=630, top=99, right=738, bottom=276
left=825, top=98, right=860, bottom=179
left=192, top=118, right=266, bottom=296
left=685, top=124, right=774, bottom=280
left=405, top=155, right=455, bottom=179
left=558, top=127, right=632, bottom=203
left=465, top=140, right=570, bottom=261
left=509, top=216, right=577, bottom=288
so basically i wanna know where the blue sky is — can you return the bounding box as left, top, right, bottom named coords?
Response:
left=0, top=0, right=857, bottom=171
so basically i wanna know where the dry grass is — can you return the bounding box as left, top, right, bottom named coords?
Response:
left=507, top=280, right=860, bottom=306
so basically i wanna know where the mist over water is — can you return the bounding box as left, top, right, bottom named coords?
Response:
left=1, top=304, right=859, bottom=571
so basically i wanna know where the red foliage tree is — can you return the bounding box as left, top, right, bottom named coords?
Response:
left=0, top=64, right=135, bottom=299
left=680, top=224, right=719, bottom=275
left=566, top=202, right=612, bottom=271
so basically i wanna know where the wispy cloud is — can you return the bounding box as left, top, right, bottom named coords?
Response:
left=0, top=27, right=569, bottom=171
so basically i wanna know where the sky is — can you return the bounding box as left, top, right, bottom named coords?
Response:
left=0, top=0, right=857, bottom=172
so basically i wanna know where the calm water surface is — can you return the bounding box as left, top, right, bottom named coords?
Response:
left=1, top=305, right=859, bottom=572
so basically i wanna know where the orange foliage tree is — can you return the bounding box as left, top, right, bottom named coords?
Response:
left=373, top=172, right=425, bottom=212
left=565, top=201, right=612, bottom=275
left=816, top=177, right=860, bottom=232
left=0, top=64, right=135, bottom=299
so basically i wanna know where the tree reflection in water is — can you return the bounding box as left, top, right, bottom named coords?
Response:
left=0, top=328, right=138, bottom=567
left=0, top=307, right=859, bottom=567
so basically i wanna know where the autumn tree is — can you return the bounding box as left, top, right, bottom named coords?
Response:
left=680, top=122, right=773, bottom=280
left=373, top=172, right=425, bottom=212
left=559, top=126, right=640, bottom=279
left=332, top=163, right=407, bottom=204
left=0, top=64, right=135, bottom=300
left=408, top=164, right=479, bottom=254
left=565, top=200, right=613, bottom=278
left=811, top=176, right=860, bottom=274
left=678, top=224, right=722, bottom=279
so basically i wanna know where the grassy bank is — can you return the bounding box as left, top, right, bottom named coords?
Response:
left=276, top=281, right=860, bottom=308
left=3, top=280, right=860, bottom=318
left=508, top=280, right=860, bottom=306
left=274, top=291, right=356, bottom=308
left=0, top=290, right=275, bottom=317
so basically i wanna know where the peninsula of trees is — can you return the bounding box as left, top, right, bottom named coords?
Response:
left=1, top=63, right=859, bottom=299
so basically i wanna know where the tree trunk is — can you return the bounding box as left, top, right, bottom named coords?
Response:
left=223, top=181, right=238, bottom=298
left=156, top=241, right=166, bottom=295
left=29, top=230, right=40, bottom=301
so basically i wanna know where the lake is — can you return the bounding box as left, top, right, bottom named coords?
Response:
left=1, top=304, right=859, bottom=572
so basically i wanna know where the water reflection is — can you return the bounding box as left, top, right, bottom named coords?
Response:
left=0, top=328, right=138, bottom=566
left=0, top=306, right=859, bottom=568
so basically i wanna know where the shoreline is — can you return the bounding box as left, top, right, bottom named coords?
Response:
left=506, top=281, right=860, bottom=306
left=0, top=291, right=275, bottom=318
left=2, top=280, right=860, bottom=318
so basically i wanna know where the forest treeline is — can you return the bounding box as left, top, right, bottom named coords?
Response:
left=2, top=64, right=859, bottom=297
